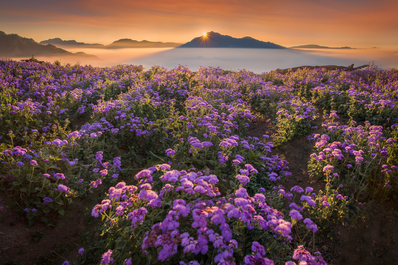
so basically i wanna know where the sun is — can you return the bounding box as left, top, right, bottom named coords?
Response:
left=203, top=32, right=207, bottom=37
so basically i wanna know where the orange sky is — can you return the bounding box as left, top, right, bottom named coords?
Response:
left=1, top=0, right=398, bottom=48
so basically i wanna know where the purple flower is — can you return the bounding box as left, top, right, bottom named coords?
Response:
left=124, top=258, right=132, bottom=265
left=289, top=210, right=303, bottom=220
left=113, top=157, right=121, bottom=171
left=202, top=141, right=213, bottom=147
left=30, top=160, right=38, bottom=167
left=300, top=195, right=316, bottom=207
left=251, top=241, right=266, bottom=256
left=62, top=261, right=69, bottom=265
left=305, top=187, right=313, bottom=193
left=322, top=201, right=331, bottom=207
left=303, top=218, right=318, bottom=233
left=292, top=245, right=312, bottom=262
left=235, top=187, right=248, bottom=198
left=16, top=161, right=24, bottom=167
left=43, top=197, right=53, bottom=204
left=323, top=165, right=334, bottom=172
left=57, top=184, right=70, bottom=193
left=100, top=169, right=108, bottom=176
left=90, top=179, right=102, bottom=188
left=78, top=248, right=84, bottom=255
left=100, top=249, right=113, bottom=264
left=290, top=186, right=304, bottom=193
left=159, top=164, right=171, bottom=171
left=138, top=189, right=158, bottom=201
left=165, top=148, right=176, bottom=157
left=55, top=173, right=66, bottom=180
left=135, top=169, right=153, bottom=180
left=194, top=185, right=206, bottom=194
left=236, top=174, right=250, bottom=185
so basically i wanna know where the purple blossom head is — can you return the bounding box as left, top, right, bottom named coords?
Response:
left=30, top=160, right=38, bottom=167
left=100, top=249, right=113, bottom=264
left=290, top=186, right=304, bottom=193
left=305, top=187, right=313, bottom=193
left=135, top=169, right=153, bottom=182
left=289, top=210, right=303, bottom=220
left=292, top=245, right=312, bottom=262
left=138, top=189, right=158, bottom=201
left=235, top=187, right=248, bottom=198
left=43, top=197, right=53, bottom=204
left=251, top=241, right=266, bottom=257
left=236, top=174, right=250, bottom=185
left=159, top=164, right=171, bottom=171
left=202, top=141, right=213, bottom=147
left=78, top=248, right=84, bottom=255
left=322, top=201, right=331, bottom=207
left=303, top=218, right=318, bottom=233
left=90, top=179, right=102, bottom=188
left=165, top=148, right=176, bottom=157
left=55, top=173, right=66, bottom=180
left=100, top=169, right=108, bottom=176
left=16, top=161, right=24, bottom=167
left=96, top=151, right=103, bottom=162
left=57, top=184, right=70, bottom=193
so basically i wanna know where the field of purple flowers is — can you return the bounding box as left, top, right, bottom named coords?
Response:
left=0, top=59, right=397, bottom=265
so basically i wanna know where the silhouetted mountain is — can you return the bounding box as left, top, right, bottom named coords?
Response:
left=106, top=39, right=182, bottom=48
left=290, top=44, right=354, bottom=49
left=40, top=38, right=105, bottom=48
left=40, top=37, right=182, bottom=49
left=0, top=31, right=95, bottom=57
left=178, top=32, right=286, bottom=49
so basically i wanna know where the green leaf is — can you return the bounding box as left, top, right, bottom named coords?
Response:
left=58, top=209, right=65, bottom=216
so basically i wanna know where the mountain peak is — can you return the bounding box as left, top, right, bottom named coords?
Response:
left=179, top=32, right=285, bottom=49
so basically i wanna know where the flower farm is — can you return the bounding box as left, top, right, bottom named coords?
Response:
left=0, top=59, right=397, bottom=265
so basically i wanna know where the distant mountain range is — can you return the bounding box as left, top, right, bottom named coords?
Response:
left=0, top=31, right=95, bottom=58
left=290, top=44, right=355, bottom=49
left=40, top=38, right=105, bottom=48
left=1, top=30, right=358, bottom=59
left=178, top=31, right=286, bottom=49
left=40, top=38, right=182, bottom=49
left=106, top=39, right=182, bottom=49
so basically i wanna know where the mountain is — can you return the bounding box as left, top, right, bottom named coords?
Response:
left=40, top=38, right=105, bottom=48
left=40, top=37, right=182, bottom=49
left=106, top=39, right=182, bottom=49
left=290, top=44, right=354, bottom=49
left=178, top=31, right=286, bottom=49
left=0, top=31, right=95, bottom=57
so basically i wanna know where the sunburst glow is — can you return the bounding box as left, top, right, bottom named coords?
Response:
left=203, top=32, right=207, bottom=37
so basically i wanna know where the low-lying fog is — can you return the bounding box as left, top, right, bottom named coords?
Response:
left=10, top=47, right=398, bottom=73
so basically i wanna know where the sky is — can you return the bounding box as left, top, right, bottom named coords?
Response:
left=1, top=0, right=398, bottom=48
